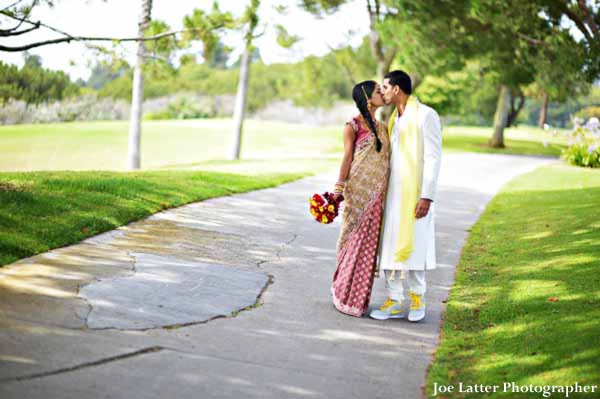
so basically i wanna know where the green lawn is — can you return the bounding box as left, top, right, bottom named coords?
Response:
left=0, top=119, right=569, bottom=268
left=0, top=119, right=345, bottom=267
left=0, top=119, right=565, bottom=172
left=0, top=170, right=306, bottom=267
left=426, top=163, right=600, bottom=398
left=0, top=119, right=341, bottom=171
left=443, top=125, right=568, bottom=157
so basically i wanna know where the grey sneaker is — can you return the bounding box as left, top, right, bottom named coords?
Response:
left=408, top=291, right=426, bottom=322
left=369, top=298, right=407, bottom=320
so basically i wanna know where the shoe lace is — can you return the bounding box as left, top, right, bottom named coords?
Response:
left=410, top=292, right=422, bottom=311
left=379, top=298, right=396, bottom=311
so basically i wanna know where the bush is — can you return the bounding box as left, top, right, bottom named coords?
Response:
left=575, top=105, right=600, bottom=121
left=144, top=95, right=216, bottom=120
left=0, top=94, right=130, bottom=125
left=562, top=117, right=600, bottom=168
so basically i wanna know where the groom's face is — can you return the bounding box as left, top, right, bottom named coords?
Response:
left=382, top=78, right=396, bottom=105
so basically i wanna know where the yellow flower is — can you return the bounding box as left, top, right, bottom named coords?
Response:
left=328, top=204, right=334, bottom=212
left=310, top=199, right=317, bottom=206
left=321, top=215, right=329, bottom=223
left=310, top=209, right=317, bottom=217
left=319, top=206, right=324, bottom=212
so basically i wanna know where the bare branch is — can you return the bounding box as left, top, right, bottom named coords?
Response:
left=252, top=27, right=266, bottom=40
left=0, top=27, right=215, bottom=52
left=516, top=32, right=551, bottom=48
left=1, top=8, right=75, bottom=38
left=577, top=0, right=599, bottom=38
left=142, top=52, right=169, bottom=62
left=1, top=0, right=27, bottom=13
left=1, top=0, right=38, bottom=32
left=560, top=3, right=594, bottom=44
left=0, top=20, right=39, bottom=36
left=0, top=36, right=74, bottom=51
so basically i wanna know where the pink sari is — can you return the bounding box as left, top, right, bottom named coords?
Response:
left=331, top=116, right=390, bottom=317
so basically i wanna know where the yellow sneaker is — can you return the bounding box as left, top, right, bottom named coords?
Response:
left=408, top=291, right=426, bottom=322
left=369, top=297, right=406, bottom=320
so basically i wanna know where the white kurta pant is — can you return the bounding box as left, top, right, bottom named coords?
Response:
left=378, top=109, right=436, bottom=302
left=384, top=269, right=426, bottom=302
left=378, top=112, right=437, bottom=273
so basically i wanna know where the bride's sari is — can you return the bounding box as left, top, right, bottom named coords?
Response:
left=332, top=116, right=390, bottom=317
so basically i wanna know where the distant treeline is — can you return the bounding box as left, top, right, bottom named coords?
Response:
left=0, top=55, right=79, bottom=105
left=2, top=46, right=599, bottom=127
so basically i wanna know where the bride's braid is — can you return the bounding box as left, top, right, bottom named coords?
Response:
left=352, top=81, right=382, bottom=152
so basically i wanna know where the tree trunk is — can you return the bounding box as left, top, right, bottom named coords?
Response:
left=538, top=91, right=549, bottom=128
left=507, top=92, right=525, bottom=127
left=490, top=85, right=510, bottom=148
left=367, top=2, right=380, bottom=75
left=367, top=0, right=396, bottom=122
left=128, top=0, right=152, bottom=170
left=230, top=46, right=251, bottom=161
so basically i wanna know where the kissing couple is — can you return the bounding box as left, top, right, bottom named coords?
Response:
left=331, top=70, right=442, bottom=322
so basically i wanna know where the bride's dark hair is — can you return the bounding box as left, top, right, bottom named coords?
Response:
left=352, top=80, right=382, bottom=152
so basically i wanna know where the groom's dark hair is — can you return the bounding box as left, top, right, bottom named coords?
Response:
left=384, top=70, right=412, bottom=95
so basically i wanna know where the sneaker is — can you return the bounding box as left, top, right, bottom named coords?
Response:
left=408, top=291, right=426, bottom=322
left=369, top=298, right=406, bottom=320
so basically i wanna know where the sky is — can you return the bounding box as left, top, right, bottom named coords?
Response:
left=0, top=0, right=371, bottom=80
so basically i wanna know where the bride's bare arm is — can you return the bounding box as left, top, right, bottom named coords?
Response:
left=334, top=124, right=356, bottom=200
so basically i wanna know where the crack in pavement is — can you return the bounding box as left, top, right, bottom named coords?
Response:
left=0, top=346, right=166, bottom=383
left=167, top=234, right=299, bottom=326
left=70, top=229, right=298, bottom=332
left=255, top=233, right=299, bottom=268
left=74, top=249, right=138, bottom=330
left=242, top=234, right=298, bottom=315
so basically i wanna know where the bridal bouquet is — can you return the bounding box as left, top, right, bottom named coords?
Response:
left=309, top=192, right=343, bottom=224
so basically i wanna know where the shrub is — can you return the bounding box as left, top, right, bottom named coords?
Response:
left=0, top=94, right=129, bottom=124
left=561, top=117, right=600, bottom=168
left=144, top=96, right=216, bottom=120
left=574, top=105, right=600, bottom=121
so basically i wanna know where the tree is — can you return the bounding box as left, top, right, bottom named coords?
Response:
left=128, top=0, right=153, bottom=170
left=301, top=0, right=397, bottom=83
left=526, top=32, right=590, bottom=128
left=0, top=0, right=228, bottom=52
left=230, top=0, right=261, bottom=161
left=383, top=0, right=599, bottom=148
left=85, top=61, right=130, bottom=90
left=0, top=58, right=79, bottom=105
left=2, top=0, right=234, bottom=169
left=209, top=41, right=232, bottom=69
left=23, top=53, right=42, bottom=69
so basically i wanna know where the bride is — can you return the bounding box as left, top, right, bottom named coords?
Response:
left=330, top=80, right=390, bottom=317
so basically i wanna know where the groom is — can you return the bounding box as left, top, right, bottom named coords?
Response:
left=370, top=70, right=442, bottom=322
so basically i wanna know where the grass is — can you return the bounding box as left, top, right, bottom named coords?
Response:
left=0, top=119, right=566, bottom=172
left=443, top=125, right=568, bottom=157
left=0, top=119, right=344, bottom=266
left=426, top=163, right=600, bottom=398
left=0, top=119, right=341, bottom=171
left=0, top=170, right=307, bottom=267
left=0, top=119, right=569, bottom=267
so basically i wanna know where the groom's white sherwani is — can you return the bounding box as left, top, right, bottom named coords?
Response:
left=378, top=99, right=442, bottom=271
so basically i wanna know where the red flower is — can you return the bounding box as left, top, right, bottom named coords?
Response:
left=308, top=192, right=344, bottom=224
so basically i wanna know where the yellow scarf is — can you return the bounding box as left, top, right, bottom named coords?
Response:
left=387, top=96, right=423, bottom=262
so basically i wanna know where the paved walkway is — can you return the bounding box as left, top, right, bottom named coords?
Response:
left=0, top=153, right=555, bottom=399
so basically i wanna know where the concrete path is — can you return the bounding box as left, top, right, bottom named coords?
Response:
left=0, top=153, right=555, bottom=399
